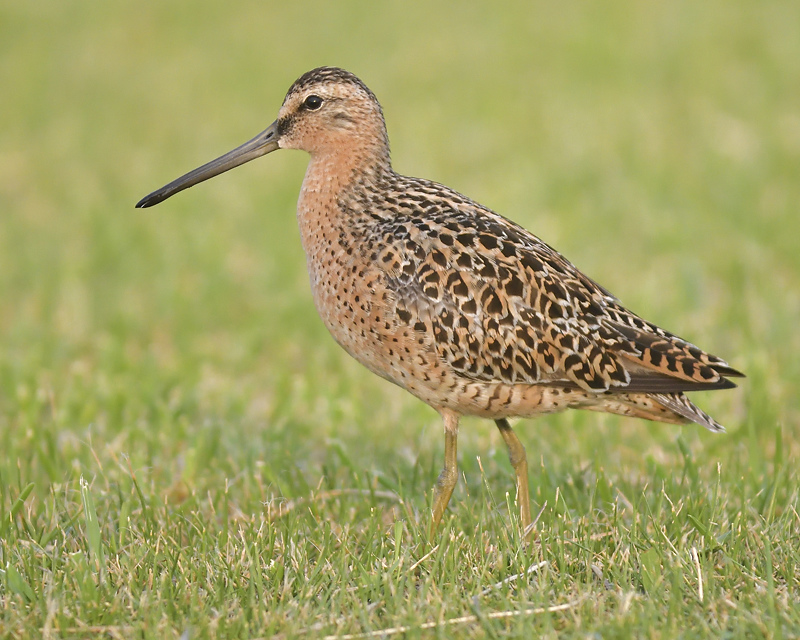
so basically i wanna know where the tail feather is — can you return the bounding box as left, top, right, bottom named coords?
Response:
left=582, top=391, right=727, bottom=433
left=651, top=393, right=726, bottom=433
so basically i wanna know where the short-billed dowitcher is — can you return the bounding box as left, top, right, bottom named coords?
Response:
left=137, top=67, right=743, bottom=537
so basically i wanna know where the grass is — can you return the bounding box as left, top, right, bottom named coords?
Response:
left=1, top=0, right=799, bottom=637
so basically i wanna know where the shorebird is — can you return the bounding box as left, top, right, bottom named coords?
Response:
left=137, top=67, right=743, bottom=537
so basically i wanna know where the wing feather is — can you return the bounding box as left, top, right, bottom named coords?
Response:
left=360, top=175, right=741, bottom=395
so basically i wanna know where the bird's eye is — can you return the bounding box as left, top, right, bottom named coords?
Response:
left=303, top=95, right=323, bottom=110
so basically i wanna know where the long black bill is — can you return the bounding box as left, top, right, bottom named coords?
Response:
left=135, top=120, right=281, bottom=208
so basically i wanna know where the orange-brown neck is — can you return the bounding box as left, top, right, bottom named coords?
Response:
left=296, top=135, right=391, bottom=255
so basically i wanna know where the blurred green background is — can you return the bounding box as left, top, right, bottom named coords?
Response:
left=2, top=0, right=796, bottom=471
left=1, top=0, right=798, bottom=636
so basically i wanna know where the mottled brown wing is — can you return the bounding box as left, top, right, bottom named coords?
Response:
left=370, top=177, right=742, bottom=394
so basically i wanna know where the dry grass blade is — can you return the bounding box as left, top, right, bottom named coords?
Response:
left=316, top=595, right=587, bottom=640
left=691, top=546, right=704, bottom=602
left=523, top=500, right=548, bottom=539
left=46, top=626, right=134, bottom=639
left=406, top=544, right=439, bottom=573
left=476, top=561, right=549, bottom=597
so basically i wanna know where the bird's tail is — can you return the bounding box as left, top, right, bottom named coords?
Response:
left=582, top=391, right=726, bottom=432
left=650, top=392, right=726, bottom=433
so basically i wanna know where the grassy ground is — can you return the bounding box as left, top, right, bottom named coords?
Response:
left=1, top=1, right=799, bottom=637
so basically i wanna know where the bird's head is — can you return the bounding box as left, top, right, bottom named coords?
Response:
left=136, top=67, right=388, bottom=209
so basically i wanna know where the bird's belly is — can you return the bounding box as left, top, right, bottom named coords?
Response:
left=306, top=256, right=598, bottom=419
left=305, top=254, right=453, bottom=395
left=306, top=258, right=411, bottom=383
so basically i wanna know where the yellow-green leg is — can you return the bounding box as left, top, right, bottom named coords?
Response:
left=430, top=413, right=459, bottom=537
left=495, top=418, right=532, bottom=537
